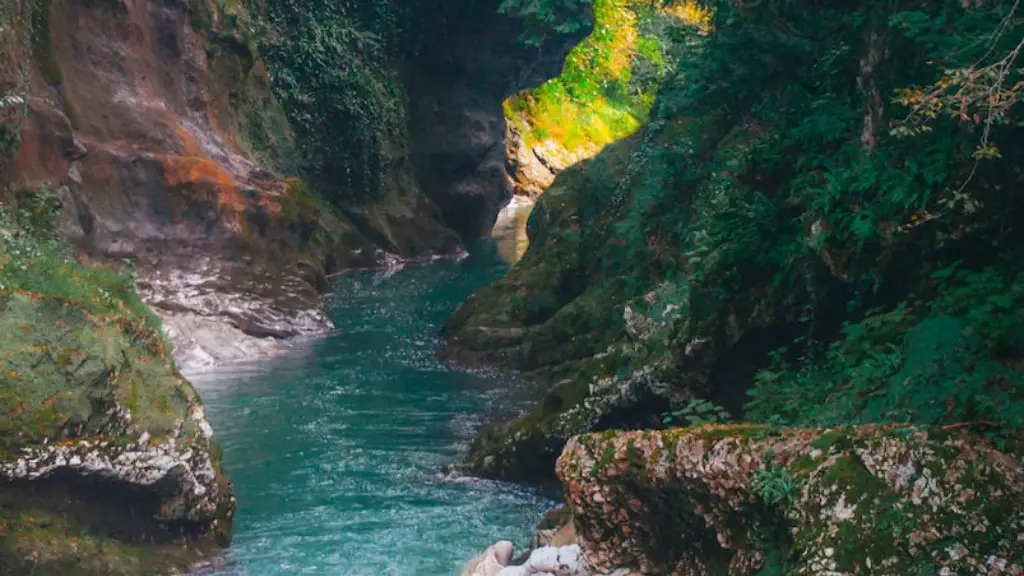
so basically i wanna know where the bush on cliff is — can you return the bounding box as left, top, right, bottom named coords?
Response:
left=240, top=0, right=507, bottom=206
left=0, top=186, right=235, bottom=574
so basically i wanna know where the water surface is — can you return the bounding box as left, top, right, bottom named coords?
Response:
left=191, top=251, right=554, bottom=575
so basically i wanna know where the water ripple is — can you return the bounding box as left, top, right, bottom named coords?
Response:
left=191, top=257, right=554, bottom=576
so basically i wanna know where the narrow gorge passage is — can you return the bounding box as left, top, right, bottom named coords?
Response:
left=188, top=248, right=554, bottom=576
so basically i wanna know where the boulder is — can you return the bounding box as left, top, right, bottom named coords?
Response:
left=463, top=540, right=515, bottom=576
left=0, top=292, right=234, bottom=573
left=557, top=424, right=1024, bottom=575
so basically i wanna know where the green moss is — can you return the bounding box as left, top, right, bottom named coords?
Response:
left=29, top=0, right=61, bottom=85
left=504, top=0, right=703, bottom=155
left=787, top=455, right=817, bottom=477
left=278, top=177, right=320, bottom=220
left=809, top=429, right=852, bottom=451
left=694, top=424, right=766, bottom=442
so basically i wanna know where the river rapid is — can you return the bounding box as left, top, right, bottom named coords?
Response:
left=190, top=239, right=553, bottom=575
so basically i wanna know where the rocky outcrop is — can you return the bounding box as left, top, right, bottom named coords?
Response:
left=442, top=134, right=665, bottom=482
left=505, top=121, right=599, bottom=200
left=491, top=195, right=534, bottom=264
left=404, top=1, right=589, bottom=239
left=443, top=0, right=1024, bottom=494
left=5, top=0, right=591, bottom=369
left=463, top=540, right=516, bottom=576
left=0, top=289, right=234, bottom=574
left=558, top=424, right=1023, bottom=575
left=463, top=543, right=596, bottom=576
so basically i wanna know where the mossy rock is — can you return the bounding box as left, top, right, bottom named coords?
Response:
left=0, top=294, right=190, bottom=449
left=0, top=291, right=234, bottom=573
left=558, top=424, right=1024, bottom=575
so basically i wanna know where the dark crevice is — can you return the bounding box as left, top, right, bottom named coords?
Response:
left=707, top=322, right=803, bottom=418
left=0, top=468, right=207, bottom=545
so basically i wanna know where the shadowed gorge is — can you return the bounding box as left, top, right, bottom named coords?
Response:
left=0, top=0, right=584, bottom=571
left=3, top=0, right=1024, bottom=574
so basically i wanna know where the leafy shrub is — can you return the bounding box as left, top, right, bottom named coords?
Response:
left=499, top=0, right=594, bottom=46
left=747, top=259, right=1024, bottom=447
left=753, top=457, right=801, bottom=510
left=661, top=398, right=729, bottom=426
left=243, top=1, right=405, bottom=204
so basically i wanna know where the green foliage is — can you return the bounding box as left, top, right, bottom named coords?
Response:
left=505, top=0, right=705, bottom=156
left=661, top=398, right=729, bottom=426
left=243, top=0, right=406, bottom=204
left=499, top=0, right=594, bottom=46
left=753, top=457, right=800, bottom=510
left=0, top=185, right=162, bottom=333
left=747, top=258, right=1024, bottom=446
left=457, top=0, right=1024, bottom=460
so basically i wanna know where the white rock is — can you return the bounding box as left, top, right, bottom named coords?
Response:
left=462, top=540, right=514, bottom=576
left=497, top=545, right=587, bottom=576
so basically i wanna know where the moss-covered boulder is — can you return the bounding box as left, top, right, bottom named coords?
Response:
left=0, top=277, right=234, bottom=573
left=557, top=424, right=1024, bottom=575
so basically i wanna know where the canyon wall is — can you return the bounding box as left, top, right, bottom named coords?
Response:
left=6, top=0, right=586, bottom=369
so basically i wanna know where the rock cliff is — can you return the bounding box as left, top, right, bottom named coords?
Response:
left=403, top=0, right=587, bottom=239
left=0, top=0, right=589, bottom=571
left=5, top=0, right=588, bottom=370
left=9, top=0, right=372, bottom=368
left=2, top=0, right=584, bottom=371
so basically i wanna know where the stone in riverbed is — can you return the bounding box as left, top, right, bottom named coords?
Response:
left=496, top=544, right=587, bottom=575
left=463, top=541, right=642, bottom=576
left=462, top=540, right=515, bottom=576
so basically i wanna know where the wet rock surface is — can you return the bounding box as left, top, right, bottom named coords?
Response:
left=8, top=0, right=476, bottom=370
left=8, top=0, right=342, bottom=368
left=8, top=0, right=592, bottom=371
left=505, top=121, right=599, bottom=200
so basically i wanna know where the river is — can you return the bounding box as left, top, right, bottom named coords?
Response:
left=188, top=239, right=553, bottom=575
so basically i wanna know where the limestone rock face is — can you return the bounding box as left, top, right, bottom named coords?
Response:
left=557, top=424, right=1024, bottom=575
left=8, top=0, right=333, bottom=368
left=404, top=1, right=589, bottom=239
left=505, top=123, right=557, bottom=199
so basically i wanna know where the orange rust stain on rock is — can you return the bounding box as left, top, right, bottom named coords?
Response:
left=158, top=155, right=245, bottom=212
left=174, top=125, right=203, bottom=157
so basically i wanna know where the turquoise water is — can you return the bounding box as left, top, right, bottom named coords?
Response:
left=189, top=251, right=555, bottom=575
